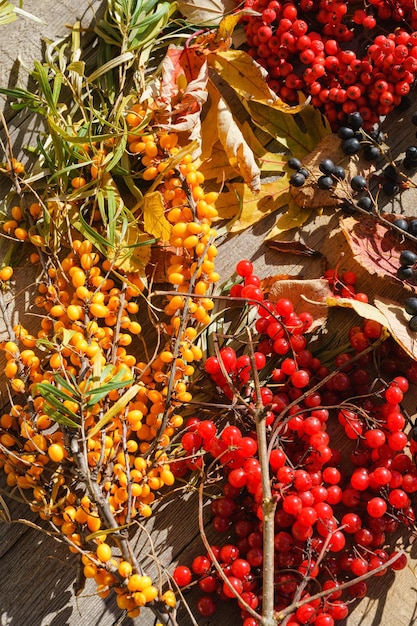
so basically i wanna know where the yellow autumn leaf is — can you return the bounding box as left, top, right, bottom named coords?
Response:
left=230, top=179, right=290, bottom=232
left=108, top=222, right=152, bottom=275
left=246, top=98, right=330, bottom=157
left=209, top=81, right=261, bottom=192
left=198, top=141, right=241, bottom=182
left=265, top=197, right=313, bottom=240
left=143, top=191, right=171, bottom=242
left=216, top=11, right=246, bottom=40
left=209, top=49, right=307, bottom=111
left=214, top=188, right=240, bottom=220
left=327, top=296, right=390, bottom=328
left=200, top=91, right=221, bottom=162
left=242, top=122, right=289, bottom=172
left=374, top=297, right=417, bottom=361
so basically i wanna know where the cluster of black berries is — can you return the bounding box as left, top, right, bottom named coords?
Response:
left=288, top=157, right=310, bottom=187
left=338, top=112, right=382, bottom=160
left=405, top=296, right=417, bottom=331
left=316, top=158, right=346, bottom=190
left=397, top=250, right=417, bottom=282
left=392, top=219, right=417, bottom=234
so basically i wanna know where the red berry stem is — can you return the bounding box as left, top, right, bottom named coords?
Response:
left=247, top=325, right=277, bottom=626
left=276, top=549, right=405, bottom=623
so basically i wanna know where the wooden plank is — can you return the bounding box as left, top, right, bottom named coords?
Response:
left=2, top=3, right=417, bottom=626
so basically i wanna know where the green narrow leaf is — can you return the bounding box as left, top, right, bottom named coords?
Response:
left=0, top=0, right=16, bottom=26
left=85, top=377, right=134, bottom=407
left=87, top=52, right=135, bottom=83
left=88, top=384, right=140, bottom=438
left=72, top=208, right=115, bottom=253
left=33, top=61, right=59, bottom=117
left=46, top=410, right=81, bottom=429
left=53, top=373, right=82, bottom=399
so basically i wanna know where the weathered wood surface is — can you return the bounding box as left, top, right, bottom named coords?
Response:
left=2, top=2, right=417, bottom=625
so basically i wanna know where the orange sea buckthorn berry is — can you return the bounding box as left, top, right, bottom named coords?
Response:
left=132, top=592, right=147, bottom=607
left=11, top=378, right=25, bottom=393
left=84, top=563, right=98, bottom=578
left=29, top=202, right=41, bottom=219
left=8, top=158, right=25, bottom=174
left=87, top=514, right=101, bottom=533
left=14, top=228, right=28, bottom=241
left=2, top=220, right=17, bottom=234
left=161, top=590, right=177, bottom=608
left=10, top=205, right=23, bottom=221
left=142, top=585, right=158, bottom=603
left=118, top=561, right=133, bottom=579
left=96, top=542, right=112, bottom=563
left=4, top=360, right=18, bottom=378
left=142, top=166, right=158, bottom=181
left=71, top=176, right=87, bottom=189
left=48, top=443, right=65, bottom=463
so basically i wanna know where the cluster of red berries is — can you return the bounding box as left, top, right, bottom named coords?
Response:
left=172, top=260, right=417, bottom=625
left=241, top=0, right=417, bottom=128
left=323, top=267, right=369, bottom=302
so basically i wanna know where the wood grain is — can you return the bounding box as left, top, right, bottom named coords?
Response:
left=2, top=3, right=417, bottom=625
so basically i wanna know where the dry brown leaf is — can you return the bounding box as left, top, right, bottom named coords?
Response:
left=266, top=240, right=322, bottom=258
left=157, top=46, right=209, bottom=154
left=177, top=0, right=236, bottom=26
left=374, top=296, right=417, bottom=361
left=340, top=214, right=414, bottom=289
left=268, top=278, right=332, bottom=331
left=260, top=274, right=297, bottom=293
left=291, top=134, right=375, bottom=209
left=147, top=244, right=180, bottom=283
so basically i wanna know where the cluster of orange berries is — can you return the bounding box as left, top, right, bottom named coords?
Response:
left=0, top=106, right=220, bottom=617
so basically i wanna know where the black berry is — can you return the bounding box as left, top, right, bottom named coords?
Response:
left=351, top=175, right=367, bottom=192
left=290, top=172, right=306, bottom=187
left=319, top=159, right=335, bottom=175
left=398, top=266, right=414, bottom=280
left=409, top=315, right=417, bottom=332
left=338, top=127, right=355, bottom=140
left=357, top=196, right=373, bottom=211
left=362, top=145, right=381, bottom=161
left=317, top=175, right=334, bottom=190
left=346, top=112, right=363, bottom=131
left=405, top=297, right=417, bottom=315
left=393, top=218, right=409, bottom=231
left=332, top=165, right=345, bottom=180
left=342, top=138, right=361, bottom=155
left=400, top=250, right=417, bottom=266
left=383, top=180, right=400, bottom=196
left=288, top=157, right=302, bottom=170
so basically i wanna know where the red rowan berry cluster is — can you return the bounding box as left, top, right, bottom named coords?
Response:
left=241, top=0, right=417, bottom=128
left=173, top=259, right=417, bottom=625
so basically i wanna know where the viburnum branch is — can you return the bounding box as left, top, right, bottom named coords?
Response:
left=247, top=326, right=277, bottom=626
left=275, top=550, right=405, bottom=623
left=268, top=333, right=386, bottom=456
left=197, top=465, right=262, bottom=621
